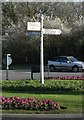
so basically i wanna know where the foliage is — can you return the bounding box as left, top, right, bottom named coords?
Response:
left=2, top=80, right=83, bottom=92
left=0, top=96, right=60, bottom=111
left=2, top=2, right=84, bottom=64
left=45, top=76, right=84, bottom=80
left=1, top=79, right=83, bottom=113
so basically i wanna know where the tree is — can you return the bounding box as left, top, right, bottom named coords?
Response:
left=2, top=2, right=84, bottom=65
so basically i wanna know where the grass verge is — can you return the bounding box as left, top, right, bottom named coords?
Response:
left=1, top=79, right=84, bottom=114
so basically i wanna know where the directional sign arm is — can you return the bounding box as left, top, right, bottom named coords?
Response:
left=43, top=29, right=62, bottom=35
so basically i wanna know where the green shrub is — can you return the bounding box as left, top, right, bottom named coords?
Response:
left=2, top=80, right=83, bottom=93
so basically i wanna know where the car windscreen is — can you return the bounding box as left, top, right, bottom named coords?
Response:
left=68, top=57, right=78, bottom=62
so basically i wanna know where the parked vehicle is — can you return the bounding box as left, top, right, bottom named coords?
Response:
left=48, top=56, right=84, bottom=72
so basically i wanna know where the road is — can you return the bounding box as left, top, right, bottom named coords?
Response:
left=1, top=114, right=83, bottom=120
left=2, top=117, right=83, bottom=120
left=0, top=70, right=84, bottom=80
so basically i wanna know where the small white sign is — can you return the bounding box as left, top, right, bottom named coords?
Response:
left=27, top=22, right=41, bottom=31
left=7, top=57, right=12, bottom=66
left=43, top=29, right=62, bottom=35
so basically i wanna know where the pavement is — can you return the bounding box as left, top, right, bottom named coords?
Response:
left=1, top=114, right=84, bottom=120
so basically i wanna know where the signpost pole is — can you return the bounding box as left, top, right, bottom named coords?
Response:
left=6, top=54, right=12, bottom=80
left=6, top=54, right=9, bottom=80
left=40, top=14, right=44, bottom=84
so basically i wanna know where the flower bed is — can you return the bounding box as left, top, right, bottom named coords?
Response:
left=0, top=96, right=60, bottom=111
left=45, top=76, right=84, bottom=80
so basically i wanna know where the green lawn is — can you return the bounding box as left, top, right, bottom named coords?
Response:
left=2, top=91, right=83, bottom=114
left=1, top=79, right=84, bottom=114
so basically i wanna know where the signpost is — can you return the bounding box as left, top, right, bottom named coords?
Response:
left=6, top=54, right=12, bottom=80
left=40, top=14, right=44, bottom=84
left=27, top=22, right=40, bottom=31
left=27, top=15, right=62, bottom=84
left=43, top=29, right=62, bottom=35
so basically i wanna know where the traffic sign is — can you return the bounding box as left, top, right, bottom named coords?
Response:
left=43, top=29, right=62, bottom=35
left=3, top=55, right=12, bottom=66
left=27, top=22, right=41, bottom=31
left=7, top=56, right=12, bottom=66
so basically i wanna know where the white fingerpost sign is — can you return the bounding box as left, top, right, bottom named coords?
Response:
left=27, top=22, right=41, bottom=31
left=43, top=29, right=62, bottom=35
left=27, top=15, right=62, bottom=84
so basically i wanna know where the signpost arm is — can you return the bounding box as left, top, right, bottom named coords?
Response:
left=40, top=14, right=44, bottom=84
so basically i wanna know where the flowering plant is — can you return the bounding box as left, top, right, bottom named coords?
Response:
left=0, top=96, right=60, bottom=111
left=45, top=76, right=84, bottom=80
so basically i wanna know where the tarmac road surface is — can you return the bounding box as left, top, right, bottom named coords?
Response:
left=2, top=118, right=83, bottom=120
left=1, top=70, right=83, bottom=80
left=1, top=114, right=83, bottom=120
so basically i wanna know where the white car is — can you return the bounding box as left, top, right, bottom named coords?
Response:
left=48, top=56, right=84, bottom=72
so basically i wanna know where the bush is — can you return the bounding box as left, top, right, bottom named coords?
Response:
left=2, top=79, right=83, bottom=92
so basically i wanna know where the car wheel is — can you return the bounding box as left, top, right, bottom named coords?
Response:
left=50, top=65, right=55, bottom=72
left=72, top=66, right=79, bottom=72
